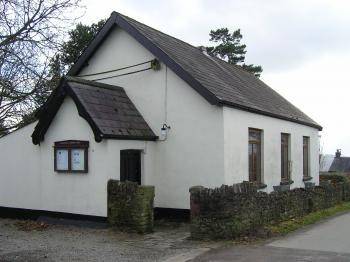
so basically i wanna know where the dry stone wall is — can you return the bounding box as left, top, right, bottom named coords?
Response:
left=107, top=180, right=155, bottom=234
left=190, top=180, right=350, bottom=239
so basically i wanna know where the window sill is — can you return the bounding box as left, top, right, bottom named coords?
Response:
left=55, top=170, right=88, bottom=174
left=256, top=183, right=267, bottom=189
left=304, top=181, right=316, bottom=189
left=280, top=179, right=294, bottom=186
left=303, top=176, right=313, bottom=182
left=274, top=184, right=291, bottom=192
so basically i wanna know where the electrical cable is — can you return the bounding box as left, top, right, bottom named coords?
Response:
left=78, top=59, right=154, bottom=77
left=90, top=67, right=152, bottom=81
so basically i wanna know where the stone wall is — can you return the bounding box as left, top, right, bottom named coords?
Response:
left=190, top=181, right=350, bottom=239
left=107, top=180, right=155, bottom=233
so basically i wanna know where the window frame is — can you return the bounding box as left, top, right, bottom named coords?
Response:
left=248, top=128, right=263, bottom=184
left=281, top=133, right=290, bottom=182
left=303, top=136, right=310, bottom=179
left=54, top=140, right=89, bottom=173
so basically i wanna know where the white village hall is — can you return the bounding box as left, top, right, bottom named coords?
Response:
left=0, top=12, right=321, bottom=217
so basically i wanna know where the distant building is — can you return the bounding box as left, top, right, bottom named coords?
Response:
left=320, top=149, right=350, bottom=174
left=320, top=154, right=335, bottom=172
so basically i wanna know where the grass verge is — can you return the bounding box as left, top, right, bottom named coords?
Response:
left=267, top=202, right=350, bottom=235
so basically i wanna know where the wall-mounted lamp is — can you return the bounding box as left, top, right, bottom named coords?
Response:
left=160, top=124, right=171, bottom=141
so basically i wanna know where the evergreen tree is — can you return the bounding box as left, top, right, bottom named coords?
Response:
left=61, top=20, right=106, bottom=69
left=43, top=20, right=106, bottom=92
left=206, top=28, right=262, bottom=77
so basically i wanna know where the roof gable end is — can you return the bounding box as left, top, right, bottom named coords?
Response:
left=67, top=12, right=322, bottom=131
left=68, top=12, right=219, bottom=106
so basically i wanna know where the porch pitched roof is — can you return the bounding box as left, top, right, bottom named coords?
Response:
left=32, top=77, right=157, bottom=144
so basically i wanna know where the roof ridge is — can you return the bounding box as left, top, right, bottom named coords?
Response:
left=212, top=56, right=258, bottom=77
left=114, top=13, right=321, bottom=129
left=116, top=11, right=264, bottom=80
left=115, top=12, right=261, bottom=78
left=115, top=12, right=276, bottom=101
left=114, top=12, right=205, bottom=54
left=68, top=11, right=321, bottom=130
left=115, top=13, right=258, bottom=99
left=65, top=76, right=125, bottom=92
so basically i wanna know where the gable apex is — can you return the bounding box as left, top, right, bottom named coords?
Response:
left=67, top=12, right=322, bottom=131
left=68, top=12, right=219, bottom=106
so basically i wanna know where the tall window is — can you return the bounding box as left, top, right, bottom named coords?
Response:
left=249, top=128, right=262, bottom=183
left=281, top=133, right=290, bottom=181
left=303, top=136, right=310, bottom=178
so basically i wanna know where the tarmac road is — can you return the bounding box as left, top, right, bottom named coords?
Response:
left=191, top=212, right=350, bottom=262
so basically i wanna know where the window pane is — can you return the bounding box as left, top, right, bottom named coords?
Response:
left=303, top=137, right=309, bottom=177
left=249, top=144, right=253, bottom=181
left=255, top=144, right=261, bottom=182
left=281, top=134, right=289, bottom=180
left=282, top=146, right=288, bottom=179
left=56, top=149, right=68, bottom=170
left=249, top=128, right=262, bottom=183
left=252, top=144, right=257, bottom=182
left=71, top=149, right=85, bottom=171
left=303, top=146, right=307, bottom=176
left=249, top=130, right=261, bottom=142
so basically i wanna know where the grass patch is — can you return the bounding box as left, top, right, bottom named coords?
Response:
left=268, top=202, right=350, bottom=235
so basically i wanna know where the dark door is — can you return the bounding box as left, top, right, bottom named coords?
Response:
left=120, top=150, right=141, bottom=185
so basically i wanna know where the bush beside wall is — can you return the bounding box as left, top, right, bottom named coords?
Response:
left=190, top=181, right=350, bottom=239
left=107, top=180, right=155, bottom=233
left=320, top=173, right=349, bottom=184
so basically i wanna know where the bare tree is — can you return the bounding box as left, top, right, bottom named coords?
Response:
left=0, top=0, right=81, bottom=136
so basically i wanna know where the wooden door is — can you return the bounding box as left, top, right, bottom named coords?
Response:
left=120, top=150, right=141, bottom=185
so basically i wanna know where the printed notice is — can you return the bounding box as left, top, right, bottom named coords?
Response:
left=71, top=149, right=85, bottom=171
left=56, top=149, right=68, bottom=170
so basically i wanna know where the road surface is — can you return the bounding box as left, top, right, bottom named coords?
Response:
left=192, top=212, right=350, bottom=262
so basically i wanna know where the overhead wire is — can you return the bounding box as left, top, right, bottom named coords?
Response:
left=77, top=59, right=154, bottom=77
left=90, top=67, right=152, bottom=81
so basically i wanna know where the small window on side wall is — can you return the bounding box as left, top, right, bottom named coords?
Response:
left=54, top=140, right=89, bottom=173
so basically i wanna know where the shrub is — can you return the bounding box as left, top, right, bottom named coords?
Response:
left=320, top=173, right=349, bottom=184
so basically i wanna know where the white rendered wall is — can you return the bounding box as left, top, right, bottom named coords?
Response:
left=0, top=98, right=156, bottom=217
left=0, top=26, right=321, bottom=216
left=0, top=122, right=41, bottom=211
left=223, top=106, right=320, bottom=191
left=79, top=27, right=225, bottom=209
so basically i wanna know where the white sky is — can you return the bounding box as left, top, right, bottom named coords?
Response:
left=79, top=0, right=350, bottom=155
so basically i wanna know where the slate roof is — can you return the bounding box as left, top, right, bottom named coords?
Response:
left=320, top=154, right=335, bottom=172
left=68, top=12, right=322, bottom=130
left=32, top=77, right=157, bottom=144
left=329, top=157, right=350, bottom=173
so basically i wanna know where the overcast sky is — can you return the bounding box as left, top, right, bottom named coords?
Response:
left=79, top=0, right=350, bottom=155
